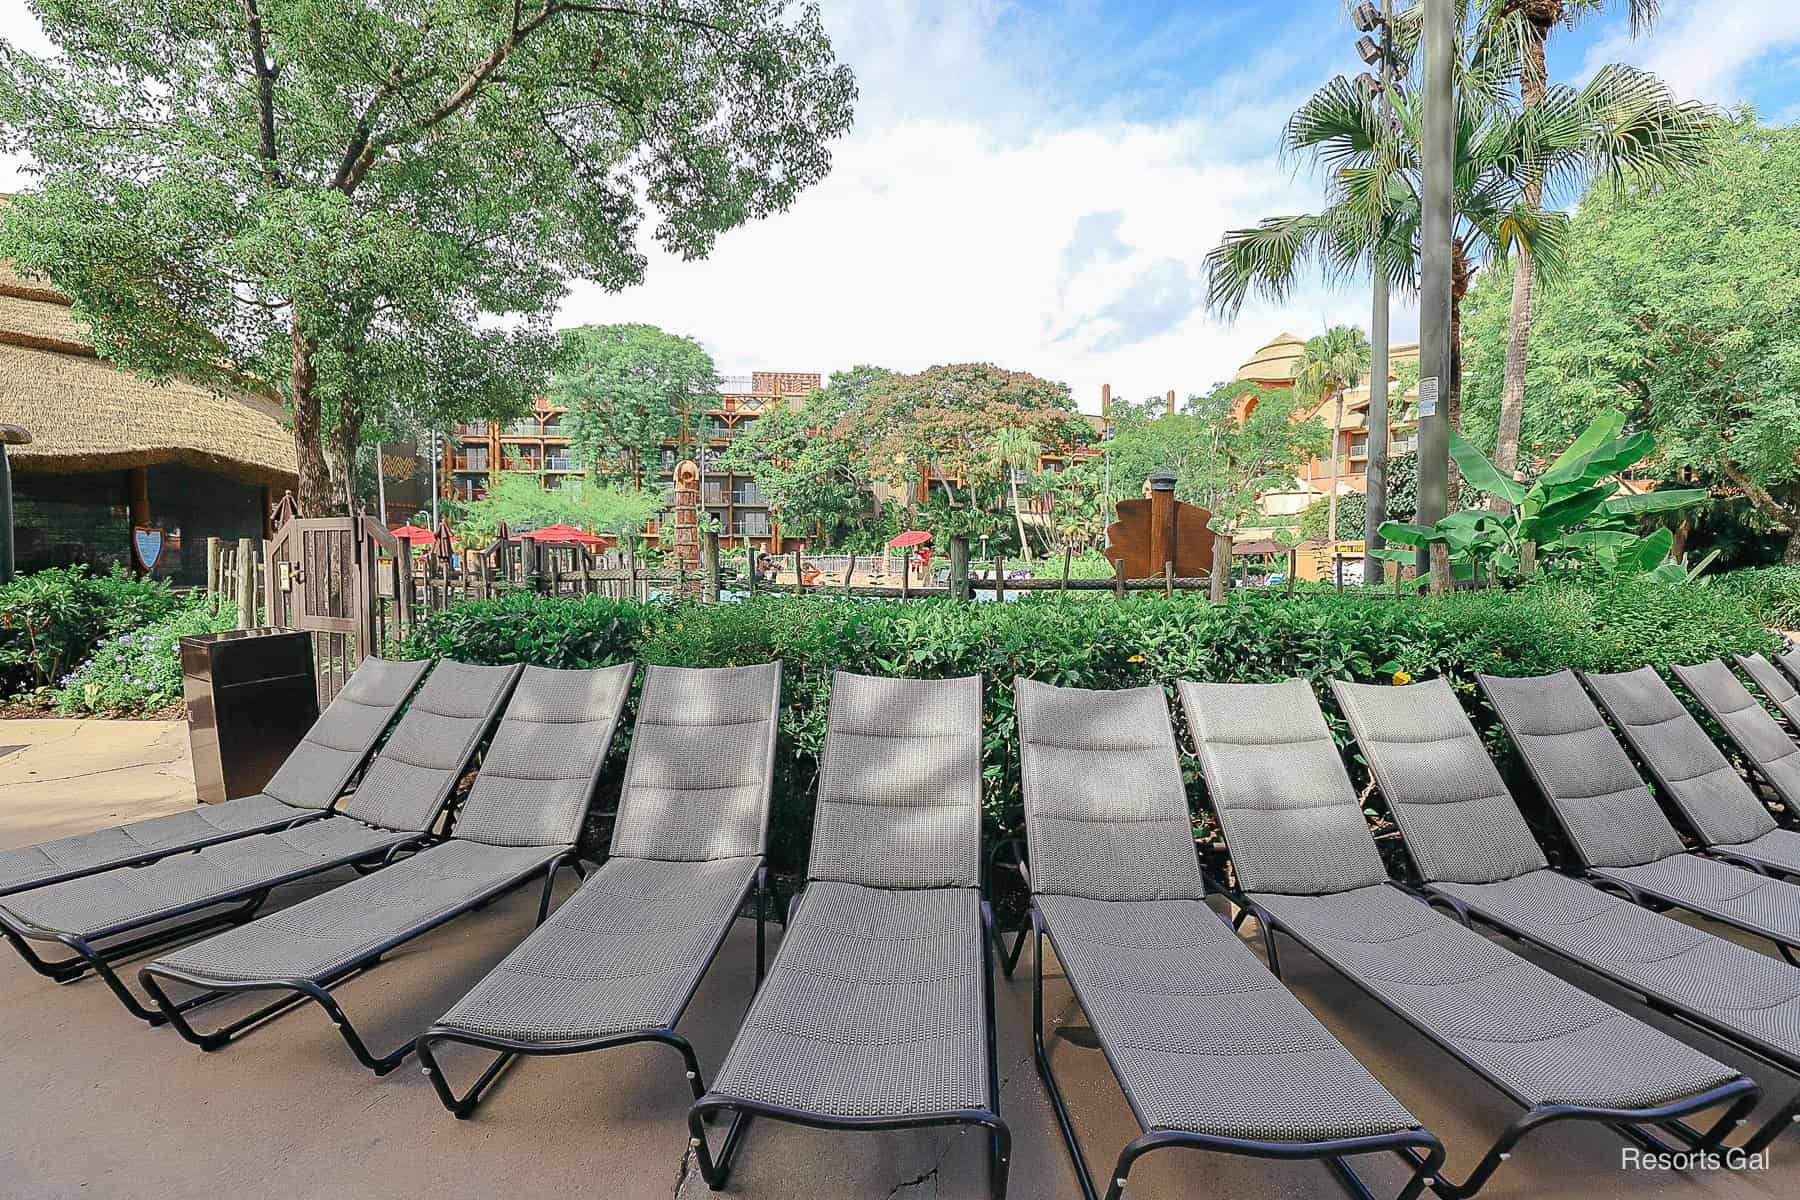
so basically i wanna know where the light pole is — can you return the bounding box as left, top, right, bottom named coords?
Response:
left=1416, top=0, right=1455, bottom=589
left=1353, top=1, right=1403, bottom=585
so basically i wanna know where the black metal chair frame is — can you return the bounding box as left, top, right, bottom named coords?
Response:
left=1022, top=900, right=1445, bottom=1200
left=0, top=828, right=428, bottom=1024
left=1423, top=886, right=1800, bottom=1157
left=136, top=852, right=573, bottom=1076
left=415, top=864, right=769, bottom=1117
left=685, top=889, right=1012, bottom=1200
left=1233, top=887, right=1761, bottom=1199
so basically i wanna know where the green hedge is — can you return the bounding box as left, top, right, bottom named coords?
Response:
left=1719, top=566, right=1800, bottom=631
left=0, top=566, right=184, bottom=698
left=53, top=600, right=237, bottom=716
left=398, top=580, right=1777, bottom=877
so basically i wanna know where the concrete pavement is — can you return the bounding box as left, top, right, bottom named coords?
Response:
left=0, top=718, right=1789, bottom=1198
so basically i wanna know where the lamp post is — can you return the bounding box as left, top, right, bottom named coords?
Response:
left=0, top=424, right=30, bottom=584
left=1353, top=0, right=1402, bottom=585
left=1417, top=0, right=1455, bottom=589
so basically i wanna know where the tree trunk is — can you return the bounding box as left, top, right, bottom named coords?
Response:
left=1326, top=389, right=1344, bottom=548
left=1010, top=474, right=1033, bottom=561
left=1785, top=525, right=1800, bottom=566
left=290, top=320, right=334, bottom=515
left=325, top=399, right=363, bottom=517
left=1448, top=243, right=1474, bottom=504
left=1493, top=19, right=1552, bottom=511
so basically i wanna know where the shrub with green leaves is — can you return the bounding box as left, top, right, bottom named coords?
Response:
left=53, top=601, right=236, bottom=716
left=397, top=580, right=1775, bottom=876
left=0, top=566, right=183, bottom=697
left=1719, top=566, right=1800, bottom=631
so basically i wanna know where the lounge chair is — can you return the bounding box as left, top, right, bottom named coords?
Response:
left=1181, top=677, right=1752, bottom=1197
left=1020, top=678, right=1442, bottom=1200
left=137, top=662, right=633, bottom=1074
left=416, top=662, right=781, bottom=1117
left=1739, top=651, right=1800, bottom=728
left=687, top=672, right=1010, bottom=1199
left=1775, top=644, right=1800, bottom=691
left=0, top=656, right=429, bottom=897
left=1510, top=666, right=1800, bottom=962
left=1671, top=658, right=1800, bottom=852
left=1345, top=670, right=1800, bottom=1157
left=0, top=660, right=520, bottom=1024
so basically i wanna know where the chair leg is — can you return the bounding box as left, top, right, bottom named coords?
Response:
left=1034, top=921, right=1101, bottom=1200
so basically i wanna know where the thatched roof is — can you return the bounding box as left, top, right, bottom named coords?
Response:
left=1233, top=332, right=1306, bottom=384
left=0, top=261, right=297, bottom=487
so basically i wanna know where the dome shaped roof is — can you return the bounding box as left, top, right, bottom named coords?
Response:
left=1233, top=332, right=1306, bottom=384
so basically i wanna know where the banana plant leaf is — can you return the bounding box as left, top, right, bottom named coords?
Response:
left=1539, top=412, right=1627, bottom=486
left=1601, top=488, right=1708, bottom=516
left=1628, top=527, right=1675, bottom=572
left=1376, top=521, right=1441, bottom=547
left=1449, top=430, right=1527, bottom=506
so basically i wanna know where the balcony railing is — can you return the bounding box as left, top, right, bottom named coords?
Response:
left=452, top=455, right=490, bottom=472
left=544, top=455, right=577, bottom=472
left=503, top=457, right=542, bottom=471
left=456, top=421, right=490, bottom=436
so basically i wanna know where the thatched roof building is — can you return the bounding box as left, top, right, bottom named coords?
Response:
left=0, top=261, right=297, bottom=487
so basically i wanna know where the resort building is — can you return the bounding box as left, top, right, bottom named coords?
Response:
left=1229, top=331, right=1422, bottom=534
left=0, top=258, right=297, bottom=585
left=442, top=371, right=822, bottom=552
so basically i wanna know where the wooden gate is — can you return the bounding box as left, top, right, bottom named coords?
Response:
left=264, top=507, right=414, bottom=703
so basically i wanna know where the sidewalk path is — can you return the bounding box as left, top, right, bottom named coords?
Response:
left=0, top=718, right=193, bottom=851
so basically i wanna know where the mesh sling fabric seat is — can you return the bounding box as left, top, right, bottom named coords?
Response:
left=416, top=662, right=781, bottom=1118
left=1740, top=651, right=1800, bottom=732
left=1311, top=678, right=1760, bottom=1195
left=1579, top=665, right=1800, bottom=956
left=1671, top=659, right=1800, bottom=876
left=0, top=659, right=517, bottom=1025
left=1021, top=679, right=1440, bottom=1200
left=1399, top=670, right=1800, bottom=1157
left=688, top=672, right=1011, bottom=1200
left=137, top=662, right=632, bottom=1074
left=0, top=656, right=429, bottom=897
left=1775, top=644, right=1800, bottom=692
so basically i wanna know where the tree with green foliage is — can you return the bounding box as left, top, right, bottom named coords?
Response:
left=1471, top=1, right=1682, bottom=495
left=983, top=426, right=1046, bottom=560
left=1100, top=381, right=1327, bottom=534
left=1293, top=325, right=1371, bottom=547
left=1206, top=28, right=1717, bottom=483
left=0, top=1, right=855, bottom=514
left=1461, top=117, right=1800, bottom=561
left=453, top=471, right=659, bottom=545
left=552, top=324, right=720, bottom=486
left=716, top=366, right=887, bottom=546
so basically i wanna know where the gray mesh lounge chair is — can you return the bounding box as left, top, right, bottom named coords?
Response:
left=1024, top=679, right=1442, bottom=1200
left=1281, top=678, right=1758, bottom=1194
left=0, top=659, right=517, bottom=1024
left=137, top=662, right=632, bottom=1074
left=687, top=673, right=1011, bottom=1200
left=1671, top=658, right=1800, bottom=864
left=1518, top=666, right=1800, bottom=963
left=1774, top=644, right=1800, bottom=691
left=1739, top=651, right=1800, bottom=729
left=1356, top=669, right=1800, bottom=1157
left=0, top=656, right=429, bottom=897
left=415, top=662, right=781, bottom=1117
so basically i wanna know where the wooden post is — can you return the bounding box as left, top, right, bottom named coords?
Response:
left=235, top=536, right=256, bottom=629
left=1520, top=540, right=1537, bottom=576
left=746, top=546, right=759, bottom=598
left=1287, top=548, right=1298, bottom=594
left=949, top=535, right=970, bottom=601
left=206, top=537, right=222, bottom=608
left=844, top=552, right=856, bottom=595
left=1147, top=471, right=1176, bottom=577
left=702, top=531, right=721, bottom=604
left=994, top=558, right=1005, bottom=601
left=1211, top=534, right=1232, bottom=605
left=1163, top=560, right=1174, bottom=599
left=792, top=548, right=804, bottom=596
left=900, top=551, right=911, bottom=600
left=1430, top=543, right=1451, bottom=595
left=1060, top=546, right=1073, bottom=592
left=1114, top=557, right=1125, bottom=599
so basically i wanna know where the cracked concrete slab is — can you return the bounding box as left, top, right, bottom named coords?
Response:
left=0, top=746, right=1795, bottom=1198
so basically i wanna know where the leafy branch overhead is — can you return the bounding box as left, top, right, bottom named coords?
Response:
left=0, top=1, right=856, bottom=513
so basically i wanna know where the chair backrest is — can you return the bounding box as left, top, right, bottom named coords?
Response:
left=1179, top=678, right=1387, bottom=896
left=335, top=661, right=524, bottom=833
left=1737, top=652, right=1800, bottom=726
left=1674, top=658, right=1800, bottom=823
left=1586, top=665, right=1779, bottom=848
left=807, top=671, right=983, bottom=890
left=1477, top=670, right=1686, bottom=869
left=453, top=664, right=636, bottom=847
left=1778, top=644, right=1800, bottom=691
left=1014, top=678, right=1204, bottom=902
left=610, top=662, right=782, bottom=862
left=262, top=656, right=432, bottom=811
left=1333, top=678, right=1548, bottom=884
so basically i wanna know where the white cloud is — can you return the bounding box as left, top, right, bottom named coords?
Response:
left=1578, top=0, right=1800, bottom=107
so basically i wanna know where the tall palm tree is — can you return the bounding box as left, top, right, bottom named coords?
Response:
left=1206, top=22, right=1716, bottom=497
left=1293, top=325, right=1372, bottom=556
left=1474, top=2, right=1674, bottom=507
left=985, top=426, right=1044, bottom=561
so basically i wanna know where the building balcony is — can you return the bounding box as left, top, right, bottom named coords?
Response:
left=452, top=455, right=491, bottom=472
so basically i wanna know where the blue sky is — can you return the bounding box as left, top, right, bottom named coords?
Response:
left=4, top=2, right=1798, bottom=409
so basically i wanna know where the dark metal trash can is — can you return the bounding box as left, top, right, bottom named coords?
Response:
left=181, top=629, right=318, bottom=805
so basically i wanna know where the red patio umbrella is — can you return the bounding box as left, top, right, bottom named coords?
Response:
left=389, top=524, right=435, bottom=549
left=887, top=530, right=932, bottom=548
left=519, top=523, right=606, bottom=546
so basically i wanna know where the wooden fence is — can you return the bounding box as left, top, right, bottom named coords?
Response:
left=206, top=536, right=266, bottom=629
